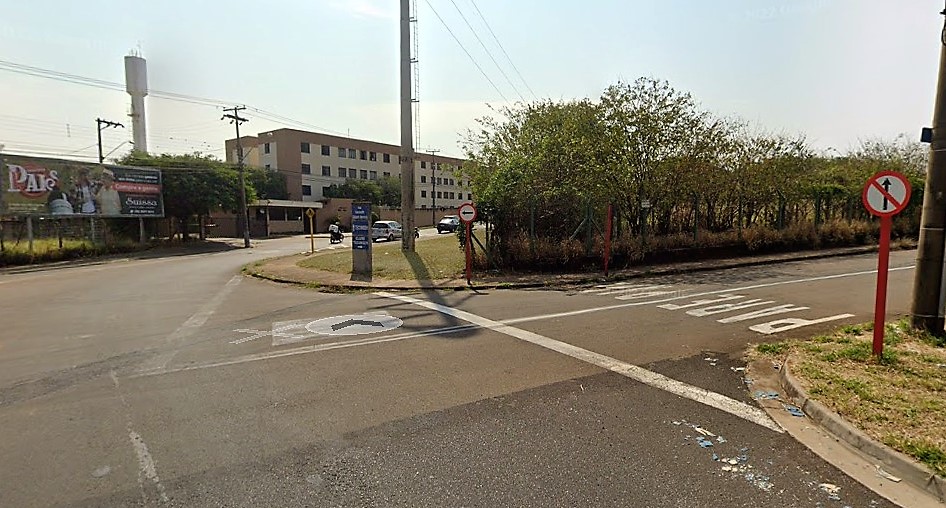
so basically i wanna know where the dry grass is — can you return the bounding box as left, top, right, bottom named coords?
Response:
left=754, top=319, right=946, bottom=477
left=296, top=235, right=465, bottom=280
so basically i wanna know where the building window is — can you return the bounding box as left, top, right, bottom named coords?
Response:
left=360, top=150, right=367, bottom=160
left=467, top=193, right=472, bottom=200
left=437, top=177, right=442, bottom=185
left=338, top=167, right=346, bottom=177
left=302, top=185, right=312, bottom=196
left=369, top=151, right=377, bottom=161
left=369, top=171, right=377, bottom=180
left=339, top=147, right=346, bottom=158
left=301, top=163, right=311, bottom=175
left=323, top=186, right=331, bottom=197
left=383, top=153, right=391, bottom=163
left=360, top=169, right=368, bottom=180
left=421, top=175, right=427, bottom=183
left=421, top=161, right=427, bottom=169
left=348, top=168, right=356, bottom=178
left=421, top=190, right=427, bottom=198
left=450, top=178, right=455, bottom=186
left=321, top=165, right=331, bottom=176
left=383, top=172, right=390, bottom=178
left=348, top=148, right=356, bottom=158
left=265, top=164, right=271, bottom=169
left=264, top=142, right=271, bottom=154
left=321, top=145, right=331, bottom=156
left=301, top=142, right=310, bottom=153
left=451, top=192, right=456, bottom=199
left=437, top=191, right=442, bottom=199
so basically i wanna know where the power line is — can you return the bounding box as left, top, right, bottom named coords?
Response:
left=467, top=0, right=537, bottom=100
left=422, top=0, right=511, bottom=104
left=0, top=59, right=352, bottom=137
left=447, top=0, right=525, bottom=102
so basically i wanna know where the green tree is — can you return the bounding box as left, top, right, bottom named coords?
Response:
left=247, top=167, right=288, bottom=200
left=117, top=151, right=255, bottom=240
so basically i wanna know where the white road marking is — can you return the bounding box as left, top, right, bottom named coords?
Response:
left=110, top=371, right=169, bottom=504
left=504, top=265, right=915, bottom=325
left=133, top=323, right=481, bottom=377
left=749, top=314, right=855, bottom=335
left=376, top=292, right=784, bottom=433
left=142, top=275, right=243, bottom=371
left=716, top=304, right=809, bottom=323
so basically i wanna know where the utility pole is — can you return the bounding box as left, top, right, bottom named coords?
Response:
left=426, top=148, right=440, bottom=224
left=96, top=118, right=124, bottom=163
left=400, top=0, right=416, bottom=251
left=222, top=106, right=251, bottom=249
left=913, top=4, right=946, bottom=334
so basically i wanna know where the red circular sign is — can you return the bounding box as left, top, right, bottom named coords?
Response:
left=862, top=171, right=911, bottom=217
left=458, top=203, right=477, bottom=224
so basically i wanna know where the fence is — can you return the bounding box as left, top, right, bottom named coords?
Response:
left=0, top=216, right=151, bottom=263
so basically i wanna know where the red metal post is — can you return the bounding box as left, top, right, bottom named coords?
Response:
left=604, top=204, right=613, bottom=276
left=465, top=222, right=472, bottom=284
left=873, top=216, right=892, bottom=357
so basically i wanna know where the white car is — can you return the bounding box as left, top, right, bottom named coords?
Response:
left=371, top=221, right=403, bottom=242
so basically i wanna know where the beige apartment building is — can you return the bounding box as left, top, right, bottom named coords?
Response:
left=224, top=129, right=470, bottom=211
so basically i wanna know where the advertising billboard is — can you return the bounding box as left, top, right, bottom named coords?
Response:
left=0, top=154, right=164, bottom=217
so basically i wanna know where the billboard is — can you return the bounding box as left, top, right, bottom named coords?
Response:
left=0, top=154, right=164, bottom=217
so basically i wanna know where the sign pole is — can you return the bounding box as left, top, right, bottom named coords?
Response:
left=604, top=204, right=613, bottom=277
left=873, top=216, right=892, bottom=357
left=861, top=170, right=911, bottom=359
left=309, top=216, right=315, bottom=254
left=465, top=222, right=472, bottom=285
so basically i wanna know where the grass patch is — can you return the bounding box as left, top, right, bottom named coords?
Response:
left=755, top=321, right=946, bottom=478
left=296, top=235, right=464, bottom=281
left=0, top=238, right=144, bottom=266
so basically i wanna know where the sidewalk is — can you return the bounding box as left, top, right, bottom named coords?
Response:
left=249, top=244, right=897, bottom=290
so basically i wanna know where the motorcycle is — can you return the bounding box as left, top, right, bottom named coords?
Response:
left=330, top=230, right=344, bottom=244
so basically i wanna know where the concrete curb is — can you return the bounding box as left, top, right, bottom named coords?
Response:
left=250, top=244, right=901, bottom=292
left=778, top=360, right=946, bottom=503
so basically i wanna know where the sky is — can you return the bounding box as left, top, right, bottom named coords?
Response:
left=0, top=0, right=942, bottom=162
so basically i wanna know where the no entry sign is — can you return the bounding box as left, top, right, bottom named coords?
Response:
left=862, top=171, right=911, bottom=358
left=458, top=202, right=477, bottom=224
left=863, top=171, right=911, bottom=217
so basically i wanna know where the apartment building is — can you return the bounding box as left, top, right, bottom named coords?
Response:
left=224, top=129, right=470, bottom=209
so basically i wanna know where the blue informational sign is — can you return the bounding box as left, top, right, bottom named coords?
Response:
left=352, top=203, right=371, bottom=250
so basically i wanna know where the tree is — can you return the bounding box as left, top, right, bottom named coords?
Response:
left=247, top=167, right=288, bottom=200
left=116, top=151, right=255, bottom=240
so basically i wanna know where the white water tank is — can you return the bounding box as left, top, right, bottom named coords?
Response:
left=124, top=54, right=149, bottom=153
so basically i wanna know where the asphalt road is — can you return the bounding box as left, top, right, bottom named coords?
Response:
left=0, top=237, right=919, bottom=507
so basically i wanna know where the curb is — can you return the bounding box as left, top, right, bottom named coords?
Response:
left=778, top=360, right=946, bottom=503
left=251, top=244, right=901, bottom=292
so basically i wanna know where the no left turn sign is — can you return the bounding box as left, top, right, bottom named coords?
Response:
left=862, top=171, right=911, bottom=217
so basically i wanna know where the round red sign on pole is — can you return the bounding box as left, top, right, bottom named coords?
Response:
left=862, top=171, right=911, bottom=217
left=458, top=202, right=477, bottom=224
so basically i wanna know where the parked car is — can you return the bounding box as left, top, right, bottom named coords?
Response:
left=371, top=221, right=403, bottom=242
left=437, top=215, right=460, bottom=234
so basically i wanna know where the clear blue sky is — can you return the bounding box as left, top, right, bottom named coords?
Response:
left=0, top=0, right=942, bottom=161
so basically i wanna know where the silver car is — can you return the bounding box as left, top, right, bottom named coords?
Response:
left=371, top=221, right=403, bottom=242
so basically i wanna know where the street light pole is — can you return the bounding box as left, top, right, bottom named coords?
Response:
left=222, top=106, right=251, bottom=249
left=913, top=4, right=946, bottom=333
left=96, top=118, right=124, bottom=163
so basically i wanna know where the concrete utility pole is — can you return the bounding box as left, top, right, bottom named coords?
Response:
left=426, top=148, right=440, bottom=224
left=95, top=118, right=124, bottom=163
left=400, top=0, right=416, bottom=251
left=912, top=4, right=946, bottom=334
left=222, top=106, right=251, bottom=249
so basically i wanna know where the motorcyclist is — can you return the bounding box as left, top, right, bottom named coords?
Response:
left=329, top=221, right=342, bottom=243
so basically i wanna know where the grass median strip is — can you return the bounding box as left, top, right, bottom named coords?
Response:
left=754, top=319, right=946, bottom=478
left=297, top=235, right=464, bottom=280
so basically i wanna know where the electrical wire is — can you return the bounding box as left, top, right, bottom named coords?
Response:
left=467, top=0, right=537, bottom=100
left=447, top=0, right=525, bottom=102
left=422, top=0, right=511, bottom=104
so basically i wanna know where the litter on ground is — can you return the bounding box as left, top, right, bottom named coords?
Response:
left=784, top=404, right=805, bottom=417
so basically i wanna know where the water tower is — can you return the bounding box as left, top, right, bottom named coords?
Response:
left=124, top=52, right=148, bottom=153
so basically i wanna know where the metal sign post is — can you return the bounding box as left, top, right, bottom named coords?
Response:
left=351, top=202, right=372, bottom=279
left=458, top=203, right=477, bottom=285
left=306, top=208, right=316, bottom=254
left=862, top=171, right=911, bottom=357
